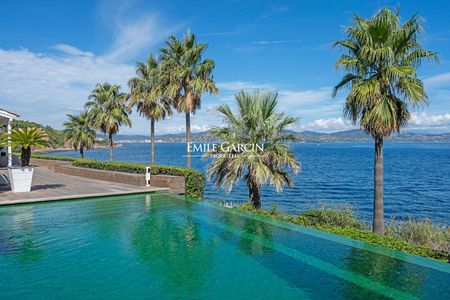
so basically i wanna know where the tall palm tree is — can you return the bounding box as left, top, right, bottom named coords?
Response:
left=333, top=8, right=438, bottom=234
left=63, top=112, right=96, bottom=158
left=128, top=54, right=172, bottom=164
left=85, top=83, right=131, bottom=161
left=206, top=91, right=300, bottom=209
left=160, top=30, right=218, bottom=168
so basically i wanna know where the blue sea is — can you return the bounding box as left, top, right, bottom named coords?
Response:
left=48, top=142, right=450, bottom=225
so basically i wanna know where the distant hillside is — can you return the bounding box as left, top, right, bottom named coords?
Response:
left=12, top=120, right=108, bottom=150
left=115, top=129, right=450, bottom=143
left=12, top=120, right=65, bottom=149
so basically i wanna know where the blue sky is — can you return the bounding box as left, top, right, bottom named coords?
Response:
left=1, top=0, right=450, bottom=134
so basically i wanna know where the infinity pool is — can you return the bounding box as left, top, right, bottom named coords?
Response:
left=0, top=193, right=449, bottom=299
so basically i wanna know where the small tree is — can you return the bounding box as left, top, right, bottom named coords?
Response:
left=207, top=91, right=300, bottom=209
left=63, top=112, right=96, bottom=158
left=128, top=54, right=172, bottom=164
left=10, top=127, right=48, bottom=166
left=85, top=83, right=131, bottom=161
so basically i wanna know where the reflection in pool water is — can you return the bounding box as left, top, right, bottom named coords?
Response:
left=0, top=193, right=449, bottom=299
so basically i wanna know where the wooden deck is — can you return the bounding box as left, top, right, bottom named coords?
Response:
left=0, top=166, right=168, bottom=206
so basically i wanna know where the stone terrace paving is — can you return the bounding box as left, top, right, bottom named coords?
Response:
left=0, top=165, right=167, bottom=205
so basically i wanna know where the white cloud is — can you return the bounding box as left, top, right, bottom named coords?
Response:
left=0, top=2, right=186, bottom=134
left=53, top=44, right=94, bottom=57
left=296, top=113, right=450, bottom=133
left=0, top=48, right=134, bottom=126
left=216, top=80, right=450, bottom=133
left=278, top=87, right=332, bottom=105
left=217, top=81, right=341, bottom=120
left=423, top=72, right=450, bottom=88
left=302, top=117, right=355, bottom=132
left=147, top=123, right=210, bottom=134
left=0, top=45, right=216, bottom=135
left=409, top=112, right=450, bottom=130
left=104, top=13, right=176, bottom=62
left=95, top=0, right=179, bottom=62
left=217, top=81, right=333, bottom=104
left=191, top=124, right=211, bottom=132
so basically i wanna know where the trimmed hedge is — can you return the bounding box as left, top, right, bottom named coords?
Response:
left=31, top=153, right=78, bottom=162
left=72, top=159, right=205, bottom=199
left=239, top=204, right=450, bottom=262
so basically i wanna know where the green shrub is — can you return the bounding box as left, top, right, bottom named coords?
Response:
left=72, top=159, right=205, bottom=199
left=297, top=205, right=365, bottom=230
left=238, top=204, right=449, bottom=262
left=386, top=218, right=450, bottom=254
left=31, top=153, right=78, bottom=162
left=240, top=202, right=286, bottom=219
left=240, top=203, right=365, bottom=230
left=322, top=226, right=449, bottom=262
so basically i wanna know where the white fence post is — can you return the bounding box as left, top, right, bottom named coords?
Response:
left=145, top=167, right=151, bottom=187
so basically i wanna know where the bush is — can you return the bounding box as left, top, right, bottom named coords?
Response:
left=322, top=226, right=449, bottom=262
left=238, top=203, right=449, bottom=262
left=72, top=159, right=205, bottom=199
left=240, top=203, right=365, bottom=230
left=31, top=153, right=77, bottom=162
left=386, top=218, right=450, bottom=254
left=297, top=205, right=365, bottom=230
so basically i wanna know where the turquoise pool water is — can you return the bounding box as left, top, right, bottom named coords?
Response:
left=0, top=193, right=449, bottom=299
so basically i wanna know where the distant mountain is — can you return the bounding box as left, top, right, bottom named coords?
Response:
left=330, top=129, right=370, bottom=139
left=114, top=131, right=216, bottom=142
left=114, top=129, right=450, bottom=143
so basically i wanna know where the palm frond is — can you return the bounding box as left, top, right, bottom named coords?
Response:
left=333, top=7, right=437, bottom=138
left=206, top=91, right=300, bottom=206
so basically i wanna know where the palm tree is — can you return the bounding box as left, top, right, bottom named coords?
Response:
left=160, top=30, right=218, bottom=168
left=63, top=112, right=96, bottom=158
left=85, top=83, right=131, bottom=161
left=10, top=127, right=48, bottom=166
left=206, top=91, right=300, bottom=209
left=128, top=54, right=172, bottom=164
left=333, top=8, right=438, bottom=234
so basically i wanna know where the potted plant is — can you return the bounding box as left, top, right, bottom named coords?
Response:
left=7, top=127, right=48, bottom=192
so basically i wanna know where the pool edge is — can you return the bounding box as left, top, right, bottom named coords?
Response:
left=187, top=197, right=450, bottom=274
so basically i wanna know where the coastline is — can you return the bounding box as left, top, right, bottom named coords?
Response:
left=114, top=139, right=450, bottom=144
left=36, top=143, right=123, bottom=153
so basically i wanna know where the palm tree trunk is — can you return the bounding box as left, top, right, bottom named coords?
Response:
left=185, top=111, right=191, bottom=168
left=109, top=133, right=113, bottom=161
left=373, top=136, right=384, bottom=235
left=150, top=117, right=155, bottom=164
left=80, top=146, right=84, bottom=159
left=248, top=179, right=261, bottom=209
left=21, top=146, right=31, bottom=167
